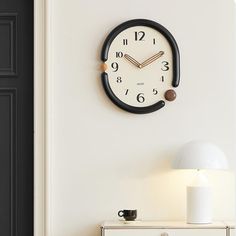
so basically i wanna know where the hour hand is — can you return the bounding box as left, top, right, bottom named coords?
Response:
left=124, top=54, right=141, bottom=68
left=140, top=51, right=164, bottom=68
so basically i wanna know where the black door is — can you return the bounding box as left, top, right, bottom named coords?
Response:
left=0, top=0, right=33, bottom=235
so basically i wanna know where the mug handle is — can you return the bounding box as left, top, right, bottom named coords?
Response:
left=118, top=210, right=124, bottom=217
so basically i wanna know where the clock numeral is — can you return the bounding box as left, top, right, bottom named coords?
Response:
left=135, top=31, right=145, bottom=41
left=125, top=89, right=129, bottom=95
left=123, top=39, right=128, bottom=45
left=111, top=62, right=119, bottom=72
left=153, top=38, right=156, bottom=45
left=116, top=76, right=122, bottom=83
left=161, top=76, right=165, bottom=82
left=137, top=93, right=145, bottom=103
left=116, top=52, right=124, bottom=58
left=161, top=61, right=170, bottom=71
left=153, top=88, right=158, bottom=95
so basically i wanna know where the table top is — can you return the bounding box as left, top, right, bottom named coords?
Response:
left=101, top=221, right=235, bottom=229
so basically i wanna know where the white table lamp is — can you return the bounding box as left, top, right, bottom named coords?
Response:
left=172, top=140, right=228, bottom=224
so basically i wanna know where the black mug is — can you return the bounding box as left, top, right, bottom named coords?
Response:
left=118, top=209, right=137, bottom=221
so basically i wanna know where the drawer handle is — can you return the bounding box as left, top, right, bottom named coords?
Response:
left=161, top=233, right=169, bottom=236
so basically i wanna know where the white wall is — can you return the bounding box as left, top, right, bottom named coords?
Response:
left=47, top=0, right=236, bottom=235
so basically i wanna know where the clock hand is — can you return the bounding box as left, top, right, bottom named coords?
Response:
left=140, top=51, right=164, bottom=68
left=124, top=54, right=142, bottom=68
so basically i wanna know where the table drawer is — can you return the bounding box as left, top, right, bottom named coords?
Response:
left=231, top=229, right=236, bottom=236
left=103, top=229, right=226, bottom=236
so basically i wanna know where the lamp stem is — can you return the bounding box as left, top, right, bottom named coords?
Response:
left=191, top=170, right=209, bottom=187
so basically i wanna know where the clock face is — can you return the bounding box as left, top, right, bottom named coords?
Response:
left=101, top=19, right=180, bottom=114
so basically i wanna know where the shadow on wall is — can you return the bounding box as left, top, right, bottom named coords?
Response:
left=70, top=224, right=100, bottom=236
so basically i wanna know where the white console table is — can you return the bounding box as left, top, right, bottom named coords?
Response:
left=101, top=221, right=235, bottom=236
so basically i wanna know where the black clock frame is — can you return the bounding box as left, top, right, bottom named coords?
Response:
left=101, top=19, right=180, bottom=114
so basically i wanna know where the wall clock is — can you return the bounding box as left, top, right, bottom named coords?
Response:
left=100, top=19, right=180, bottom=114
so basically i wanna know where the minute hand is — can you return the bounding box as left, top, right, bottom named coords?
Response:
left=140, top=51, right=164, bottom=68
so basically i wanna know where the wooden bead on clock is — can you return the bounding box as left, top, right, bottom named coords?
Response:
left=165, top=89, right=176, bottom=101
left=101, top=63, right=107, bottom=72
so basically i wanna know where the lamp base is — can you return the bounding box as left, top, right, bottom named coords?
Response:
left=187, top=186, right=212, bottom=224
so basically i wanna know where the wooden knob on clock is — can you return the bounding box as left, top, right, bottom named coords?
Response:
left=164, top=89, right=176, bottom=101
left=101, top=63, right=108, bottom=72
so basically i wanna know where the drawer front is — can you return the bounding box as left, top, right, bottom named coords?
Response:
left=231, top=229, right=236, bottom=236
left=104, top=229, right=226, bottom=236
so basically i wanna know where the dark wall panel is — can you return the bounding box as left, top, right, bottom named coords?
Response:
left=0, top=89, right=16, bottom=235
left=0, top=0, right=33, bottom=235
left=0, top=14, right=17, bottom=77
